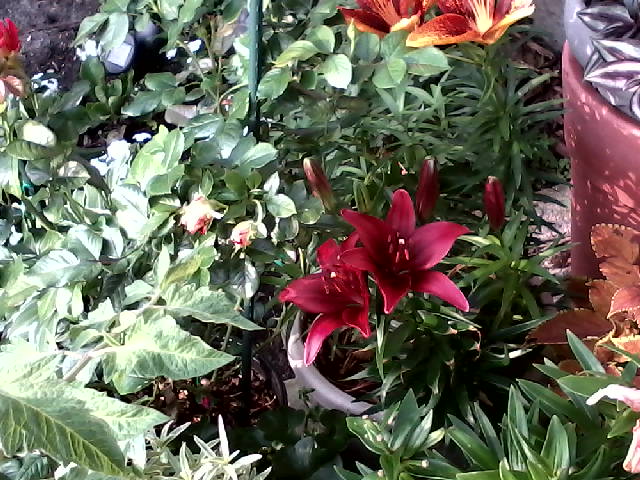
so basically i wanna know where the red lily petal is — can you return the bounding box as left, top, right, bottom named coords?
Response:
left=279, top=275, right=350, bottom=313
left=342, top=305, right=371, bottom=337
left=495, top=0, right=512, bottom=18
left=423, top=0, right=438, bottom=11
left=341, top=209, right=393, bottom=265
left=341, top=232, right=360, bottom=253
left=385, top=189, right=416, bottom=239
left=339, top=7, right=389, bottom=36
left=341, top=247, right=378, bottom=271
left=406, top=14, right=481, bottom=47
left=412, top=270, right=469, bottom=311
left=438, top=0, right=470, bottom=15
left=317, top=239, right=340, bottom=269
left=374, top=270, right=411, bottom=314
left=409, top=221, right=469, bottom=270
left=304, top=314, right=345, bottom=365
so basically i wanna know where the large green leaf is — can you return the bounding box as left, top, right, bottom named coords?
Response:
left=102, top=316, right=234, bottom=394
left=25, top=250, right=100, bottom=289
left=0, top=380, right=126, bottom=476
left=129, top=126, right=185, bottom=194
left=162, top=284, right=261, bottom=330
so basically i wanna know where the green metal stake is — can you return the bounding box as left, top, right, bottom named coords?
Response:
left=241, top=0, right=264, bottom=424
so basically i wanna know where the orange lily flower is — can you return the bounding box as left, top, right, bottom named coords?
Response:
left=340, top=0, right=438, bottom=38
left=406, top=0, right=535, bottom=47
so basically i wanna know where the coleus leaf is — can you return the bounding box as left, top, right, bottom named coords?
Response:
left=590, top=224, right=640, bottom=287
left=585, top=60, right=640, bottom=91
left=527, top=309, right=612, bottom=345
left=588, top=279, right=617, bottom=318
left=609, top=286, right=640, bottom=316
left=578, top=5, right=635, bottom=36
left=593, top=39, right=640, bottom=62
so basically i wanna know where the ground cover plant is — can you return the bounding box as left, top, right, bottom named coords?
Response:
left=2, top=1, right=637, bottom=479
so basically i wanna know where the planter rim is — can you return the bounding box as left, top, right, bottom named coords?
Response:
left=286, top=314, right=377, bottom=416
left=564, top=43, right=640, bottom=129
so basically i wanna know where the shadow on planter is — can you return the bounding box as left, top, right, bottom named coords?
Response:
left=563, top=43, right=640, bottom=278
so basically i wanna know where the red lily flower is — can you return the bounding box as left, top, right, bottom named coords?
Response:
left=0, top=19, right=20, bottom=57
left=341, top=189, right=469, bottom=314
left=340, top=0, right=438, bottom=38
left=406, top=0, right=535, bottom=48
left=279, top=235, right=370, bottom=365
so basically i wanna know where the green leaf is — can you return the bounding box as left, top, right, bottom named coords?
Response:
left=129, top=126, right=185, bottom=194
left=275, top=40, right=319, bottom=66
left=354, top=32, right=380, bottom=62
left=74, top=13, right=109, bottom=45
left=233, top=141, right=277, bottom=174
left=100, top=13, right=129, bottom=53
left=160, top=251, right=203, bottom=291
left=5, top=140, right=58, bottom=161
left=144, top=72, right=178, bottom=91
left=21, top=121, right=57, bottom=148
left=266, top=194, right=297, bottom=218
left=373, top=58, right=406, bottom=89
left=320, top=54, right=352, bottom=89
left=178, top=0, right=203, bottom=23
left=158, top=0, right=183, bottom=20
left=447, top=416, right=498, bottom=470
left=103, top=316, right=234, bottom=394
left=541, top=416, right=570, bottom=473
left=390, top=390, right=421, bottom=452
left=122, top=91, right=163, bottom=116
left=517, top=380, right=594, bottom=429
left=0, top=153, right=20, bottom=197
left=257, top=67, right=292, bottom=100
left=556, top=375, right=620, bottom=398
left=308, top=25, right=335, bottom=54
left=380, top=31, right=410, bottom=59
left=162, top=284, right=261, bottom=330
left=404, top=47, right=449, bottom=76
left=0, top=380, right=126, bottom=476
left=112, top=184, right=149, bottom=240
left=567, top=331, right=606, bottom=373
left=25, top=250, right=99, bottom=289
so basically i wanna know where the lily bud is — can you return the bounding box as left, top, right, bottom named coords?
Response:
left=180, top=195, right=223, bottom=234
left=303, top=158, right=335, bottom=211
left=484, top=176, right=505, bottom=231
left=0, top=75, right=24, bottom=103
left=415, top=158, right=439, bottom=222
left=230, top=220, right=256, bottom=248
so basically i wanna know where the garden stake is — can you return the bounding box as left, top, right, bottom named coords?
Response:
left=240, top=0, right=264, bottom=424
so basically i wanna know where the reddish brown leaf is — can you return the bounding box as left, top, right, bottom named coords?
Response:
left=527, top=309, right=613, bottom=344
left=600, top=258, right=640, bottom=288
left=591, top=224, right=640, bottom=262
left=610, top=334, right=640, bottom=362
left=588, top=279, right=617, bottom=318
left=610, top=286, right=640, bottom=317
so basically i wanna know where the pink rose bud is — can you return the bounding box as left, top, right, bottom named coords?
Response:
left=180, top=195, right=223, bottom=235
left=230, top=220, right=256, bottom=248
left=484, top=176, right=505, bottom=231
left=303, top=158, right=335, bottom=211
left=415, top=158, right=439, bottom=222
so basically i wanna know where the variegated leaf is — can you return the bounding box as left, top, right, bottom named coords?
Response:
left=586, top=61, right=640, bottom=90
left=578, top=5, right=634, bottom=35
left=631, top=87, right=640, bottom=120
left=593, top=39, right=640, bottom=62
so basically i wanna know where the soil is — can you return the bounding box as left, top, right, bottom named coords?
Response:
left=0, top=0, right=100, bottom=88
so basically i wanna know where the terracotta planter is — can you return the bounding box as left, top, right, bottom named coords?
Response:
left=563, top=43, right=640, bottom=278
left=287, top=315, right=378, bottom=416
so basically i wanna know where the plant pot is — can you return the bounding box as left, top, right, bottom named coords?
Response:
left=286, top=315, right=376, bottom=416
left=563, top=0, right=594, bottom=68
left=563, top=43, right=640, bottom=277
